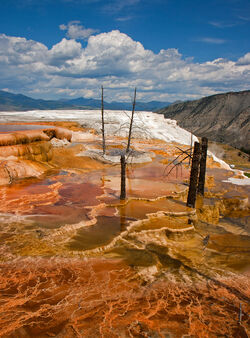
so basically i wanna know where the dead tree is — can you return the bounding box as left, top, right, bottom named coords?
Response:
left=101, top=86, right=106, bottom=155
left=197, top=137, right=208, bottom=196
left=120, top=87, right=136, bottom=198
left=164, top=146, right=191, bottom=177
left=120, top=154, right=126, bottom=200
left=165, top=137, right=208, bottom=206
left=189, top=133, right=193, bottom=166
left=126, top=87, right=136, bottom=154
left=187, top=141, right=201, bottom=208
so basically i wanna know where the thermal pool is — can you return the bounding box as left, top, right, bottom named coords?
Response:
left=0, top=114, right=249, bottom=337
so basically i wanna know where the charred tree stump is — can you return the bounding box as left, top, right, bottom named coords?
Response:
left=197, top=137, right=208, bottom=196
left=120, top=154, right=126, bottom=200
left=187, top=141, right=201, bottom=208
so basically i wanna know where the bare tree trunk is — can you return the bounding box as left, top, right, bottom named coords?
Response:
left=126, top=88, right=136, bottom=154
left=187, top=141, right=201, bottom=208
left=120, top=154, right=126, bottom=200
left=189, top=133, right=193, bottom=167
left=197, top=137, right=208, bottom=196
left=101, top=86, right=106, bottom=155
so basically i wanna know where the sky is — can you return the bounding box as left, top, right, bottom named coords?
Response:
left=0, top=0, right=249, bottom=102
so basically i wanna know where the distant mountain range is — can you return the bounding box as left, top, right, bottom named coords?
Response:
left=0, top=90, right=171, bottom=112
left=156, top=90, right=250, bottom=151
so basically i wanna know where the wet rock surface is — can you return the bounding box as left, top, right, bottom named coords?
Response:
left=0, top=121, right=249, bottom=337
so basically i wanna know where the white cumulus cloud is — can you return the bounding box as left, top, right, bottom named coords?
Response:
left=49, top=38, right=82, bottom=65
left=0, top=31, right=249, bottom=102
left=237, top=52, right=250, bottom=65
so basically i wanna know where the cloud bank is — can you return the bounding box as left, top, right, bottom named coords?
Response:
left=0, top=30, right=249, bottom=101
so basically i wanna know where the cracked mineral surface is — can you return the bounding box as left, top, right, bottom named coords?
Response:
left=0, top=111, right=249, bottom=337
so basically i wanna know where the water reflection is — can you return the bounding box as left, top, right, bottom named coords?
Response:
left=68, top=216, right=131, bottom=251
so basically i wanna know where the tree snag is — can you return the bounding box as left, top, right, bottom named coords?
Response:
left=189, top=133, right=193, bottom=167
left=101, top=86, right=106, bottom=155
left=187, top=141, right=201, bottom=208
left=197, top=137, right=208, bottom=196
left=120, top=154, right=126, bottom=200
left=126, top=88, right=136, bottom=154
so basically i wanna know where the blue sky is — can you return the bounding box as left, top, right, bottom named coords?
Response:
left=0, top=0, right=249, bottom=102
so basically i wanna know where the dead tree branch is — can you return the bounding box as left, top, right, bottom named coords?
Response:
left=101, top=86, right=106, bottom=155
left=120, top=155, right=126, bottom=200
left=126, top=88, right=136, bottom=154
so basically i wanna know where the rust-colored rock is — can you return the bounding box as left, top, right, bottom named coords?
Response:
left=0, top=159, right=51, bottom=186
left=0, top=124, right=72, bottom=146
left=0, top=257, right=249, bottom=338
left=0, top=120, right=249, bottom=338
left=0, top=124, right=72, bottom=185
left=0, top=141, right=53, bottom=161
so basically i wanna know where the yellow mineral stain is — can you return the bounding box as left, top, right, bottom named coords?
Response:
left=0, top=120, right=250, bottom=338
left=134, top=215, right=192, bottom=232
left=117, top=198, right=191, bottom=220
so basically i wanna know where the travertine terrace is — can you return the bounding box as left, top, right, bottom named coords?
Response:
left=0, top=110, right=249, bottom=337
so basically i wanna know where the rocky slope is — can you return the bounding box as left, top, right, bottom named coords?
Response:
left=157, top=90, right=250, bottom=151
